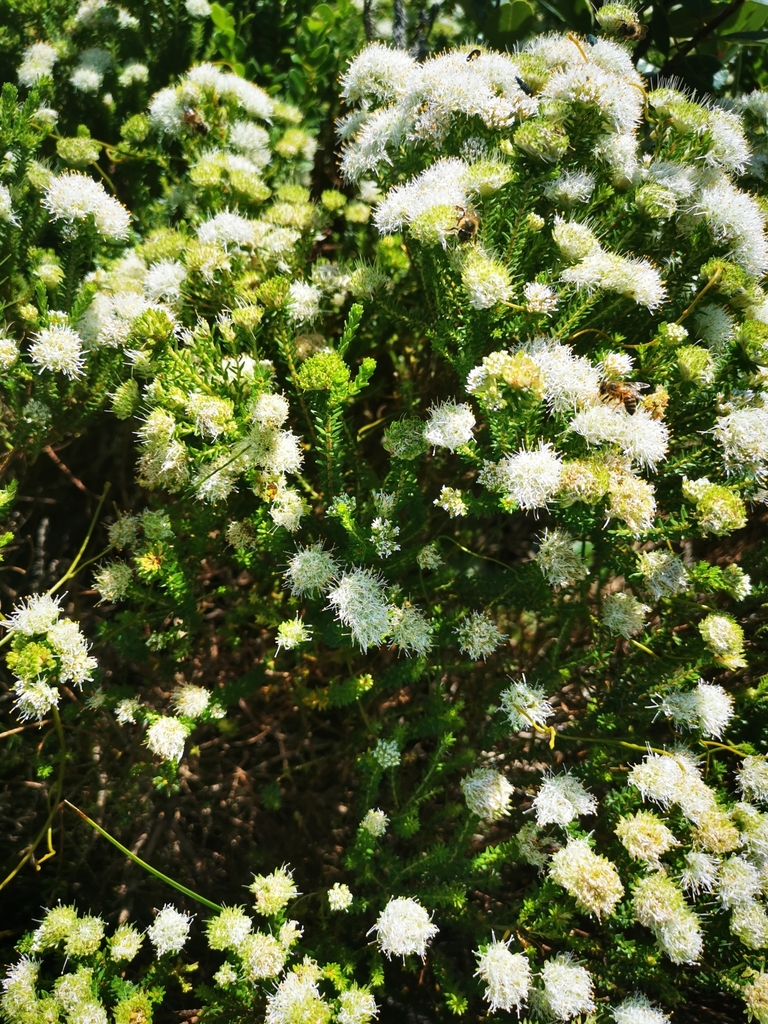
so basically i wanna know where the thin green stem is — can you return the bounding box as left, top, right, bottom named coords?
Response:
left=0, top=707, right=66, bottom=892
left=437, top=534, right=515, bottom=573
left=64, top=801, right=224, bottom=912
left=50, top=483, right=111, bottom=595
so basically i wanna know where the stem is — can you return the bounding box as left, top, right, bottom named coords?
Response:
left=675, top=268, right=722, bottom=325
left=0, top=707, right=66, bottom=892
left=49, top=483, right=111, bottom=595
left=64, top=801, right=224, bottom=912
left=437, top=534, right=515, bottom=573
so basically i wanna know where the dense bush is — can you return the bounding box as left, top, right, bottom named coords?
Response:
left=3, top=3, right=768, bottom=1024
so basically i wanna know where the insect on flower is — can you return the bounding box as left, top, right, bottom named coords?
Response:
left=454, top=205, right=479, bottom=243
left=617, top=20, right=648, bottom=40
left=599, top=379, right=649, bottom=415
left=466, top=48, right=482, bottom=61
left=182, top=107, right=209, bottom=134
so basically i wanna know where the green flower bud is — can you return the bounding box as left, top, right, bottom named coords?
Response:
left=120, top=113, right=150, bottom=145
left=677, top=345, right=714, bottom=383
left=297, top=351, right=350, bottom=392
left=320, top=189, right=347, bottom=212
left=110, top=378, right=140, bottom=420
left=383, top=418, right=429, bottom=460
left=56, top=136, right=101, bottom=168
left=514, top=120, right=569, bottom=163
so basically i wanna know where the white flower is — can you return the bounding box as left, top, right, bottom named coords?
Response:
left=172, top=684, right=211, bottom=719
left=144, top=260, right=186, bottom=302
left=536, top=529, right=588, bottom=589
left=18, top=42, right=58, bottom=86
left=388, top=604, right=433, bottom=657
left=474, top=939, right=531, bottom=1013
left=269, top=487, right=306, bottom=532
left=29, top=324, right=84, bottom=378
left=715, top=406, right=768, bottom=479
left=340, top=43, right=416, bottom=104
left=42, top=173, right=131, bottom=239
left=738, top=756, right=768, bottom=804
left=145, top=717, right=189, bottom=762
left=284, top=543, right=338, bottom=597
left=249, top=866, right=299, bottom=916
left=615, top=811, right=679, bottom=866
left=326, top=568, right=390, bottom=652
left=545, top=170, right=595, bottom=206
left=524, top=281, right=558, bottom=314
left=680, top=850, right=720, bottom=895
left=94, top=562, right=132, bottom=602
left=0, top=335, right=19, bottom=368
left=486, top=441, right=563, bottom=510
left=239, top=932, right=288, bottom=980
left=147, top=905, right=193, bottom=956
left=252, top=392, right=290, bottom=428
left=287, top=282, right=321, bottom=323
left=360, top=808, right=389, bottom=837
left=4, top=593, right=62, bottom=635
left=368, top=897, right=438, bottom=960
left=265, top=972, right=329, bottom=1024
left=637, top=550, right=689, bottom=601
left=372, top=739, right=400, bottom=769
left=275, top=616, right=312, bottom=653
left=110, top=924, right=144, bottom=962
left=424, top=400, right=475, bottom=451
left=455, top=611, right=506, bottom=660
left=434, top=486, right=468, bottom=517
left=337, top=987, right=378, bottom=1024
left=612, top=994, right=671, bottom=1024
left=185, top=0, right=212, bottom=15
left=461, top=767, right=514, bottom=821
left=328, top=883, right=353, bottom=911
left=460, top=249, right=513, bottom=309
left=540, top=957, right=595, bottom=1021
left=695, top=177, right=768, bottom=278
left=197, top=211, right=257, bottom=248
left=499, top=678, right=554, bottom=732
left=70, top=67, right=103, bottom=92
left=525, top=336, right=600, bottom=412
left=0, top=184, right=17, bottom=226
left=601, top=592, right=649, bottom=638
left=205, top=907, right=252, bottom=951
left=718, top=856, right=761, bottom=909
left=655, top=681, right=734, bottom=739
left=13, top=680, right=61, bottom=721
left=114, top=698, right=141, bottom=725
left=532, top=770, right=597, bottom=827
left=549, top=837, right=624, bottom=918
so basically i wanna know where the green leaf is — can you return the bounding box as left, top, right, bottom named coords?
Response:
left=498, top=0, right=535, bottom=33
left=209, top=2, right=236, bottom=36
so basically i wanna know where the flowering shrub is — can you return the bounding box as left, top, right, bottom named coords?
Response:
left=3, top=7, right=768, bottom=1024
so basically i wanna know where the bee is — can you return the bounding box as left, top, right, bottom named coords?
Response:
left=454, top=205, right=479, bottom=243
left=466, top=48, right=482, bottom=61
left=515, top=75, right=534, bottom=97
left=182, top=107, right=209, bottom=135
left=600, top=379, right=649, bottom=415
left=616, top=20, right=648, bottom=40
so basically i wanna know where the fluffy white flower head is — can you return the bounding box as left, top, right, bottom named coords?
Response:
left=368, top=897, right=438, bottom=960
left=461, top=767, right=514, bottom=822
left=533, top=770, right=597, bottom=827
left=42, top=173, right=131, bottom=239
left=474, top=939, right=531, bottom=1013
left=147, top=905, right=193, bottom=956
left=424, top=400, right=475, bottom=451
